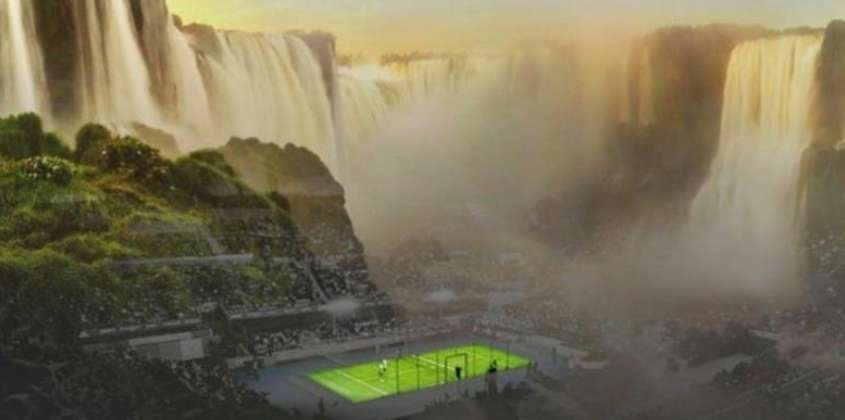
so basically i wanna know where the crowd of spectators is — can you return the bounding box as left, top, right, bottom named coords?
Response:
left=247, top=316, right=457, bottom=356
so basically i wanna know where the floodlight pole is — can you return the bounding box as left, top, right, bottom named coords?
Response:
left=436, top=350, right=440, bottom=385
left=396, top=348, right=402, bottom=395
left=506, top=342, right=510, bottom=370
left=472, top=341, right=478, bottom=376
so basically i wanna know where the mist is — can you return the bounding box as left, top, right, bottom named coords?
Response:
left=340, top=44, right=614, bottom=258
left=339, top=29, right=815, bottom=309
left=5, top=2, right=845, bottom=418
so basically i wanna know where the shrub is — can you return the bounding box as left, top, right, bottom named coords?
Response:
left=74, top=123, right=111, bottom=161
left=41, top=132, right=72, bottom=159
left=85, top=135, right=173, bottom=187
left=0, top=126, right=32, bottom=159
left=48, top=234, right=137, bottom=263
left=187, top=149, right=236, bottom=176
left=13, top=113, right=44, bottom=149
left=171, top=157, right=242, bottom=203
left=8, top=248, right=108, bottom=343
left=0, top=113, right=70, bottom=160
left=17, top=156, right=74, bottom=186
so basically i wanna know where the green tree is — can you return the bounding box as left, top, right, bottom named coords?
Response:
left=0, top=113, right=70, bottom=160
left=74, top=123, right=111, bottom=161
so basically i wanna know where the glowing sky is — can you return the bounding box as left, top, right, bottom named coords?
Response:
left=167, top=0, right=845, bottom=54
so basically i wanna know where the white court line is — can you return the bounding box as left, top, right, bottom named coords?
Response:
left=335, top=369, right=390, bottom=396
left=328, top=348, right=518, bottom=399
left=416, top=355, right=445, bottom=370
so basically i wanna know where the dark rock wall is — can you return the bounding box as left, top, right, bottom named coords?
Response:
left=32, top=0, right=79, bottom=119
left=534, top=25, right=769, bottom=250
left=219, top=138, right=371, bottom=296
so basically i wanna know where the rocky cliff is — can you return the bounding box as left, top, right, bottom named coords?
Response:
left=533, top=25, right=771, bottom=250
left=219, top=137, right=371, bottom=297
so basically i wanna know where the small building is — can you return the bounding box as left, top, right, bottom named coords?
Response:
left=129, top=330, right=211, bottom=362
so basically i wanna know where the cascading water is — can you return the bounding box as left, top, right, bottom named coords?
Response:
left=687, top=34, right=823, bottom=291
left=76, top=0, right=162, bottom=126
left=162, top=12, right=213, bottom=142
left=7, top=0, right=820, bottom=272
left=0, top=0, right=340, bottom=172
left=335, top=47, right=610, bottom=252
left=335, top=68, right=392, bottom=149
left=333, top=66, right=395, bottom=177
left=0, top=0, right=48, bottom=116
left=333, top=55, right=518, bottom=189
left=384, top=58, right=494, bottom=101
left=0, top=0, right=571, bottom=183
left=193, top=31, right=338, bottom=170
left=334, top=57, right=506, bottom=152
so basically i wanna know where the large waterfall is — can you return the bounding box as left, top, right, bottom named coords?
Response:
left=687, top=34, right=822, bottom=291
left=0, top=0, right=592, bottom=183
left=335, top=47, right=612, bottom=252
left=0, top=0, right=340, bottom=172
left=75, top=0, right=163, bottom=127
left=1, top=0, right=837, bottom=281
left=0, top=0, right=48, bottom=116
left=334, top=56, right=506, bottom=172
left=193, top=31, right=338, bottom=169
left=333, top=51, right=587, bottom=169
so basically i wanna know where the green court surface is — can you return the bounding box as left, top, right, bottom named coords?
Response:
left=308, top=344, right=530, bottom=403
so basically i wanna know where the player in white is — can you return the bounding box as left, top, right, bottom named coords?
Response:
left=378, top=359, right=388, bottom=380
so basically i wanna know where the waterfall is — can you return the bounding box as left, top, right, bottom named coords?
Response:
left=688, top=34, right=822, bottom=287
left=334, top=67, right=393, bottom=176
left=194, top=31, right=338, bottom=170
left=333, top=49, right=591, bottom=161
left=0, top=0, right=48, bottom=116
left=162, top=12, right=213, bottom=144
left=0, top=0, right=341, bottom=173
left=334, top=57, right=506, bottom=147
left=0, top=0, right=567, bottom=182
left=75, top=0, right=162, bottom=126
left=385, top=58, right=489, bottom=101
left=333, top=56, right=508, bottom=182
left=334, top=47, right=609, bottom=252
left=616, top=44, right=656, bottom=128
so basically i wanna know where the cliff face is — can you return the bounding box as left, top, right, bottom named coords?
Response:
left=219, top=137, right=371, bottom=296
left=615, top=24, right=770, bottom=206
left=534, top=25, right=769, bottom=250
left=805, top=21, right=845, bottom=232
left=803, top=21, right=845, bottom=296
left=0, top=115, right=344, bottom=338
left=810, top=20, right=845, bottom=150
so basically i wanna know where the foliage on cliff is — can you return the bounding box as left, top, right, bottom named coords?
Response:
left=0, top=114, right=332, bottom=419
left=0, top=115, right=335, bottom=344
left=219, top=137, right=371, bottom=296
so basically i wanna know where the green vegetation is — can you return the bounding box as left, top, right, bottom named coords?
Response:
left=73, top=122, right=111, bottom=160
left=308, top=345, right=530, bottom=403
left=0, top=114, right=325, bottom=342
left=0, top=113, right=343, bottom=419
left=220, top=137, right=371, bottom=296
left=0, top=113, right=70, bottom=160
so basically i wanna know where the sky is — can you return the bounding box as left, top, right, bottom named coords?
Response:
left=167, top=0, right=845, bottom=54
